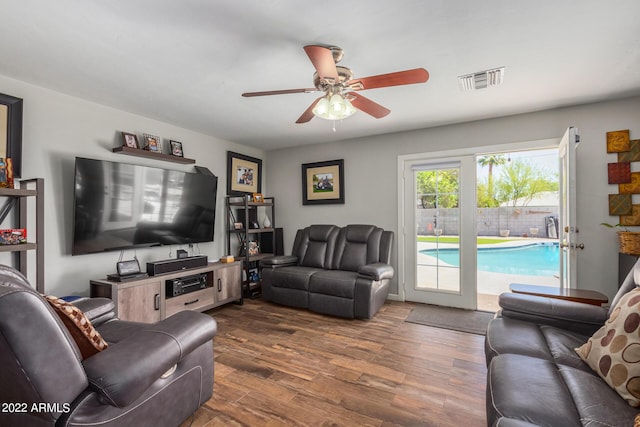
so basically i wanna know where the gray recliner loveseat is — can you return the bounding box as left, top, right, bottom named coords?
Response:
left=484, top=260, right=640, bottom=426
left=261, top=224, right=394, bottom=319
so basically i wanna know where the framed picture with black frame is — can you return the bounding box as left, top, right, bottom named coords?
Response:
left=0, top=93, right=23, bottom=178
left=227, top=151, right=262, bottom=195
left=170, top=140, right=184, bottom=157
left=301, top=159, right=344, bottom=205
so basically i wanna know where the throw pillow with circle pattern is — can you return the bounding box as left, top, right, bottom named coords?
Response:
left=576, top=287, right=640, bottom=406
left=43, top=294, right=108, bottom=359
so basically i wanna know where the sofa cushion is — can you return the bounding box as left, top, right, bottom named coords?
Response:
left=334, top=225, right=382, bottom=272
left=309, top=270, right=359, bottom=298
left=576, top=287, right=640, bottom=406
left=266, top=266, right=322, bottom=291
left=559, top=361, right=640, bottom=425
left=485, top=316, right=590, bottom=371
left=487, top=354, right=582, bottom=426
left=43, top=294, right=109, bottom=359
left=298, top=225, right=339, bottom=269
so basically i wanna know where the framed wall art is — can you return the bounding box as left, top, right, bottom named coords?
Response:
left=121, top=131, right=139, bottom=149
left=227, top=151, right=262, bottom=195
left=170, top=140, right=183, bottom=157
left=0, top=93, right=23, bottom=178
left=301, top=159, right=344, bottom=205
left=143, top=133, right=161, bottom=152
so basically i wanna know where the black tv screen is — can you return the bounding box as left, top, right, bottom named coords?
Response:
left=72, top=157, right=218, bottom=255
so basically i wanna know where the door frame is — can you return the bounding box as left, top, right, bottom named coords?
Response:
left=396, top=138, right=560, bottom=304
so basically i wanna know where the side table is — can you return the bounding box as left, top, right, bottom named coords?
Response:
left=509, top=283, right=608, bottom=306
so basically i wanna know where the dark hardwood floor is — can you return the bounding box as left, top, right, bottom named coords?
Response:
left=182, top=299, right=487, bottom=427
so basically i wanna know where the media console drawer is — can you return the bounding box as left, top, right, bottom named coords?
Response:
left=165, top=287, right=215, bottom=318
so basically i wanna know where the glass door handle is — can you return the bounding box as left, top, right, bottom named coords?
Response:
left=560, top=242, right=585, bottom=249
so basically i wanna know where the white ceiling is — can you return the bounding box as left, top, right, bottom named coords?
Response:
left=1, top=1, right=639, bottom=151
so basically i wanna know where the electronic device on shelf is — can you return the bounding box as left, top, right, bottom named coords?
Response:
left=116, top=259, right=141, bottom=276
left=166, top=273, right=208, bottom=298
left=71, top=157, right=218, bottom=256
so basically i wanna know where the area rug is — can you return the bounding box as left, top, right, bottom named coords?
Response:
left=405, top=304, right=495, bottom=335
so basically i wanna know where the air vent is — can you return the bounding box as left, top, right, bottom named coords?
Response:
left=458, top=67, right=504, bottom=91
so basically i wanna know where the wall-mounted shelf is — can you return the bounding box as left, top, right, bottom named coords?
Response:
left=112, top=146, right=196, bottom=164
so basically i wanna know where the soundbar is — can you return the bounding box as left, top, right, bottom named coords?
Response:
left=146, top=255, right=208, bottom=276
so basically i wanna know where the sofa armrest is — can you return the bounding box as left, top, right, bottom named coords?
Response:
left=499, top=292, right=608, bottom=335
left=73, top=297, right=116, bottom=326
left=358, top=263, right=394, bottom=281
left=82, top=311, right=217, bottom=407
left=261, top=255, right=298, bottom=268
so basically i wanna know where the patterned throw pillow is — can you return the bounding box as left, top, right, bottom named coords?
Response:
left=576, top=288, right=640, bottom=406
left=43, top=294, right=108, bottom=359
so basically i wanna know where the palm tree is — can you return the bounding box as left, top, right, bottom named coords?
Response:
left=477, top=154, right=507, bottom=201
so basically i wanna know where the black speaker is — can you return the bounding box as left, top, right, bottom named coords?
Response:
left=260, top=227, right=284, bottom=256
left=146, top=255, right=208, bottom=276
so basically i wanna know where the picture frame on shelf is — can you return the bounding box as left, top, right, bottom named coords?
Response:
left=121, top=131, right=139, bottom=149
left=248, top=241, right=260, bottom=256
left=143, top=133, right=161, bottom=152
left=302, top=159, right=345, bottom=205
left=227, top=151, right=262, bottom=195
left=252, top=193, right=264, bottom=203
left=0, top=92, right=23, bottom=178
left=0, top=158, right=14, bottom=189
left=170, top=140, right=183, bottom=157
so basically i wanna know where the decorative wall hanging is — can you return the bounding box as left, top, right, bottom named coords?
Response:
left=606, top=129, right=640, bottom=224
left=227, top=151, right=262, bottom=196
left=607, top=129, right=630, bottom=153
left=301, top=159, right=345, bottom=205
left=0, top=93, right=23, bottom=178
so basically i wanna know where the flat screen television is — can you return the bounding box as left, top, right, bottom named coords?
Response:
left=72, top=157, right=218, bottom=255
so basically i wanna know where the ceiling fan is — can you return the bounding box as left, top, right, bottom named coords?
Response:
left=242, top=45, right=429, bottom=124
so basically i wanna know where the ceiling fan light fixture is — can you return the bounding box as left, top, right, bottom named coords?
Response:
left=312, top=93, right=356, bottom=120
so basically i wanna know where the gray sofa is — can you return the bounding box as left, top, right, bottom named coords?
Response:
left=261, top=224, right=394, bottom=319
left=0, top=265, right=217, bottom=427
left=484, top=260, right=640, bottom=426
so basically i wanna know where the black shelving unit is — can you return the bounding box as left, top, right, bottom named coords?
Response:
left=226, top=195, right=275, bottom=298
left=0, top=178, right=44, bottom=292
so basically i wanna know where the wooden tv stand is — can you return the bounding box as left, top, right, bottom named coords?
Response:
left=90, top=261, right=242, bottom=323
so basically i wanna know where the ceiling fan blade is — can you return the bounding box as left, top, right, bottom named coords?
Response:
left=347, top=68, right=429, bottom=91
left=242, top=88, right=317, bottom=97
left=348, top=92, right=390, bottom=118
left=304, top=45, right=339, bottom=82
left=295, top=97, right=322, bottom=124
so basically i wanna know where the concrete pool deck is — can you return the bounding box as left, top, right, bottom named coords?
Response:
left=416, top=236, right=560, bottom=311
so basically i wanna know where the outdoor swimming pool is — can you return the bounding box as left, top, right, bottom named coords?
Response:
left=420, top=242, right=559, bottom=276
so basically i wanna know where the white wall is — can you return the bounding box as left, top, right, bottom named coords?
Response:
left=0, top=75, right=265, bottom=297
left=266, top=96, right=640, bottom=300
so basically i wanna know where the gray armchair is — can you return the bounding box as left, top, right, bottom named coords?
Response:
left=0, top=265, right=216, bottom=427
